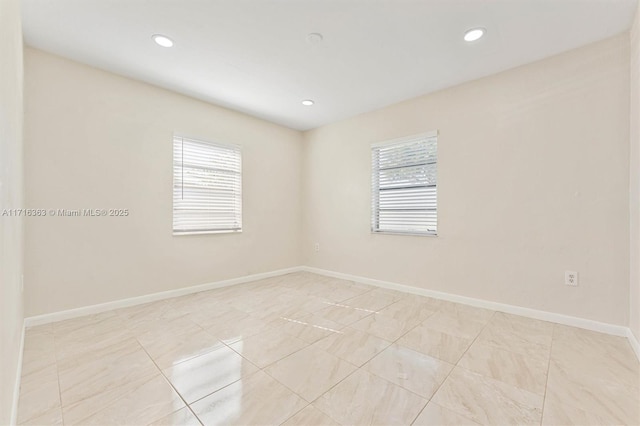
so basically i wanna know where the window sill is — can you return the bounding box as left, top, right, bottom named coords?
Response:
left=173, top=229, right=242, bottom=236
left=372, top=230, right=437, bottom=237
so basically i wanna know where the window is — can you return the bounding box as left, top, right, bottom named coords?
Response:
left=371, top=131, right=438, bottom=235
left=173, top=135, right=242, bottom=234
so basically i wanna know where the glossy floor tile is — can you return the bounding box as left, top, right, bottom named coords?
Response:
left=396, top=322, right=474, bottom=364
left=264, top=345, right=357, bottom=402
left=57, top=338, right=159, bottom=409
left=457, top=342, right=549, bottom=395
left=314, top=326, right=391, bottom=367
left=16, top=365, right=60, bottom=425
left=363, top=344, right=453, bottom=399
left=267, top=314, right=344, bottom=344
left=413, top=402, right=480, bottom=425
left=281, top=405, right=340, bottom=426
left=149, top=407, right=201, bottom=426
left=351, top=312, right=421, bottom=341
left=228, top=327, right=308, bottom=368
left=69, top=374, right=184, bottom=425
left=190, top=371, right=306, bottom=425
left=16, top=272, right=640, bottom=425
left=163, top=345, right=259, bottom=403
left=314, top=369, right=427, bottom=425
left=432, top=367, right=544, bottom=425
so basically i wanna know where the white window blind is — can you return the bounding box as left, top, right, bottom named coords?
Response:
left=173, top=135, right=242, bottom=234
left=371, top=132, right=437, bottom=235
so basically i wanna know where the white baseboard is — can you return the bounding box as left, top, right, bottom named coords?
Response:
left=301, top=266, right=631, bottom=338
left=21, top=264, right=639, bottom=363
left=627, top=328, right=640, bottom=361
left=10, top=323, right=25, bottom=426
left=24, top=266, right=303, bottom=328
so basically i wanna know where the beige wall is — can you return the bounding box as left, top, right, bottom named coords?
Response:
left=23, top=32, right=635, bottom=330
left=24, top=48, right=303, bottom=316
left=631, top=5, right=640, bottom=341
left=302, top=35, right=631, bottom=326
left=0, top=0, right=24, bottom=422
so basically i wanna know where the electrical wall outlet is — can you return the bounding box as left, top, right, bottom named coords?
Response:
left=314, top=243, right=320, bottom=252
left=565, top=271, right=578, bottom=286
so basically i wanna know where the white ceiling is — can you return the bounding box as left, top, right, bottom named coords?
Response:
left=22, top=0, right=638, bottom=131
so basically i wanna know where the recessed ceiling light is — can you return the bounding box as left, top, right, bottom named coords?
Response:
left=301, top=99, right=315, bottom=106
left=152, top=34, right=174, bottom=47
left=306, top=33, right=324, bottom=44
left=464, top=28, right=485, bottom=42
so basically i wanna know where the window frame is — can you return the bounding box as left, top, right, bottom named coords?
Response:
left=172, top=133, right=243, bottom=236
left=371, top=131, right=438, bottom=237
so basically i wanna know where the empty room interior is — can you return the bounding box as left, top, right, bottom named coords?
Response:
left=2, top=0, right=640, bottom=425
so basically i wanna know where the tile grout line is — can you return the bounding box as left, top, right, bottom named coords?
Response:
left=242, top=284, right=386, bottom=377
left=354, top=300, right=447, bottom=425
left=356, top=299, right=445, bottom=404
left=17, top=325, right=63, bottom=426
left=131, top=328, right=204, bottom=425
left=409, top=310, right=497, bottom=426
left=22, top=273, right=636, bottom=425
left=61, top=321, right=174, bottom=424
left=295, top=360, right=359, bottom=425
left=276, top=292, right=443, bottom=425
left=539, top=326, right=637, bottom=423
left=438, top=313, right=557, bottom=424
left=111, top=307, right=216, bottom=424
left=183, top=316, right=322, bottom=416
left=538, top=323, right=556, bottom=426
left=29, top=280, right=373, bottom=424
left=51, top=323, right=145, bottom=424
left=155, top=288, right=315, bottom=410
left=382, top=298, right=476, bottom=425
left=166, top=307, right=303, bottom=410
left=299, top=292, right=457, bottom=424
left=276, top=405, right=311, bottom=426
left=126, top=302, right=269, bottom=415
left=51, top=326, right=65, bottom=426
left=222, top=280, right=382, bottom=425
left=30, top=289, right=401, bottom=426
left=269, top=282, right=391, bottom=425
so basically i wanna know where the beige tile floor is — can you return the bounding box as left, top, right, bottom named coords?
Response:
left=17, top=272, right=640, bottom=426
